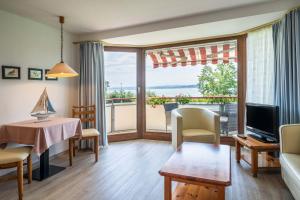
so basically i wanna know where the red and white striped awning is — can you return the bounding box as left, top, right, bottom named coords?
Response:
left=147, top=41, right=237, bottom=68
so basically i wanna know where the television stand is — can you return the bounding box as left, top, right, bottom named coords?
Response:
left=233, top=134, right=280, bottom=177
left=247, top=133, right=276, bottom=143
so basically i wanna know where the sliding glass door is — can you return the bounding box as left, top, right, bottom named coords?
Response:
left=103, top=36, right=246, bottom=142
left=104, top=49, right=139, bottom=140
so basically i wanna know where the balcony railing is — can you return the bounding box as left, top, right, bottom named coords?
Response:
left=105, top=96, right=238, bottom=135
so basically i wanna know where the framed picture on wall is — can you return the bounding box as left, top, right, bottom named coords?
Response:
left=28, top=68, right=43, bottom=80
left=45, top=69, right=58, bottom=80
left=2, top=66, right=21, bottom=79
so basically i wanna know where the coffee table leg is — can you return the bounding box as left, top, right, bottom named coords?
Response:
left=251, top=149, right=258, bottom=177
left=164, top=176, right=172, bottom=200
left=235, top=140, right=241, bottom=163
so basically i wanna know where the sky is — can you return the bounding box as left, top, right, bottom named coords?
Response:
left=104, top=51, right=202, bottom=88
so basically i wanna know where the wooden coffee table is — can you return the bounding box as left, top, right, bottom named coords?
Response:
left=159, top=142, right=231, bottom=200
left=233, top=134, right=280, bottom=177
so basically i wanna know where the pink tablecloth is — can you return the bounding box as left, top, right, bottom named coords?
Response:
left=0, top=117, right=82, bottom=155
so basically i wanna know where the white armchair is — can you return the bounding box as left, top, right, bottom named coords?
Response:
left=171, top=107, right=220, bottom=149
left=279, top=124, right=300, bottom=200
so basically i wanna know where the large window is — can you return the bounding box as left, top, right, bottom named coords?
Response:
left=103, top=38, right=246, bottom=141
left=145, top=41, right=238, bottom=135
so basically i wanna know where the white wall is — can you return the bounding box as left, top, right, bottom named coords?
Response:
left=0, top=10, right=79, bottom=173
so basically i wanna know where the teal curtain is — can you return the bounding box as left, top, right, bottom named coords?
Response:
left=273, top=8, right=300, bottom=124
left=79, top=42, right=107, bottom=146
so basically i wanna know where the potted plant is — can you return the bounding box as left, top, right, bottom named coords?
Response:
left=175, top=94, right=191, bottom=105
left=147, top=96, right=170, bottom=108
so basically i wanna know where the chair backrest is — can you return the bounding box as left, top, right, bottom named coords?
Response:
left=164, top=103, right=179, bottom=126
left=225, top=103, right=237, bottom=132
left=176, top=107, right=216, bottom=130
left=164, top=103, right=178, bottom=112
left=220, top=103, right=237, bottom=116
left=72, top=105, right=96, bottom=129
left=225, top=103, right=237, bottom=113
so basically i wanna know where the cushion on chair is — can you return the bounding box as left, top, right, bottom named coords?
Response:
left=0, top=146, right=32, bottom=165
left=82, top=128, right=100, bottom=137
left=182, top=129, right=216, bottom=143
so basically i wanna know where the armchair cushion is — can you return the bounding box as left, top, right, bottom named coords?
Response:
left=183, top=129, right=216, bottom=144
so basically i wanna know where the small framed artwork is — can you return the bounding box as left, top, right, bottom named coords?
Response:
left=28, top=68, right=43, bottom=80
left=45, top=69, right=58, bottom=80
left=2, top=66, right=21, bottom=79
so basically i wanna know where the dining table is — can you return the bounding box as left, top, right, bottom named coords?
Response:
left=0, top=117, right=82, bottom=181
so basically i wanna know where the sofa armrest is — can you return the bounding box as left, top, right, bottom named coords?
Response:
left=280, top=124, right=300, bottom=154
left=171, top=110, right=183, bottom=149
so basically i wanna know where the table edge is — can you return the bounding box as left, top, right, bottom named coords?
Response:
left=159, top=171, right=231, bottom=186
left=233, top=135, right=280, bottom=150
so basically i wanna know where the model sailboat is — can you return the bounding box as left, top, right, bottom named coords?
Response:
left=31, top=88, right=56, bottom=120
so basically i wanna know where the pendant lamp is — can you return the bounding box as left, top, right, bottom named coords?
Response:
left=47, top=16, right=78, bottom=78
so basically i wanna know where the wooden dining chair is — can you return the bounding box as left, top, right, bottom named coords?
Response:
left=0, top=146, right=33, bottom=200
left=69, top=105, right=100, bottom=166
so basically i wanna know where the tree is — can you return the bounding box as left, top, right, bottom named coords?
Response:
left=198, top=63, right=237, bottom=103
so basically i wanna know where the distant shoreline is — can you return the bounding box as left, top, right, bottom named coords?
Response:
left=110, top=84, right=198, bottom=90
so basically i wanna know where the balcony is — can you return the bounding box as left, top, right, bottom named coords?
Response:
left=105, top=96, right=238, bottom=136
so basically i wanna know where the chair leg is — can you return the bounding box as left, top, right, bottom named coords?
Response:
left=94, top=136, right=99, bottom=162
left=27, top=154, right=32, bottom=184
left=79, top=140, right=82, bottom=151
left=69, top=139, right=73, bottom=166
left=17, top=161, right=23, bottom=200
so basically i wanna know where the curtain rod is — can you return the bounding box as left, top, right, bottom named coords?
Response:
left=241, top=20, right=280, bottom=34
left=240, top=5, right=300, bottom=33
left=287, top=4, right=300, bottom=13
left=73, top=40, right=102, bottom=44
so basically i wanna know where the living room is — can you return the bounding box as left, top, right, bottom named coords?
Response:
left=0, top=0, right=300, bottom=200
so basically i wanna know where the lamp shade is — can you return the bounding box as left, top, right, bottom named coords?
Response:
left=47, top=62, right=78, bottom=78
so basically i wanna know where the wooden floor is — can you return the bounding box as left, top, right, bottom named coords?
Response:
left=0, top=140, right=294, bottom=200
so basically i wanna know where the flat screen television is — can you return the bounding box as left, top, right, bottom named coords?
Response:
left=246, top=103, right=279, bottom=143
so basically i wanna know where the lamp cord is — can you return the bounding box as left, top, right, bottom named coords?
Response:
left=61, top=22, right=64, bottom=63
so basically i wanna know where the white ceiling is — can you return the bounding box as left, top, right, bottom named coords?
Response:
left=103, top=11, right=285, bottom=46
left=0, top=0, right=274, bottom=33
left=1, top=0, right=299, bottom=46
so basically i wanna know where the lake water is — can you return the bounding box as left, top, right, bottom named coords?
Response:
left=146, top=87, right=200, bottom=97
left=107, top=87, right=201, bottom=97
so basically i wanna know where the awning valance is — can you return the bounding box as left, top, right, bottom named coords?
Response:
left=147, top=41, right=237, bottom=68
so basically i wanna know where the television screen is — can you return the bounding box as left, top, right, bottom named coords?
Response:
left=246, top=103, right=279, bottom=140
